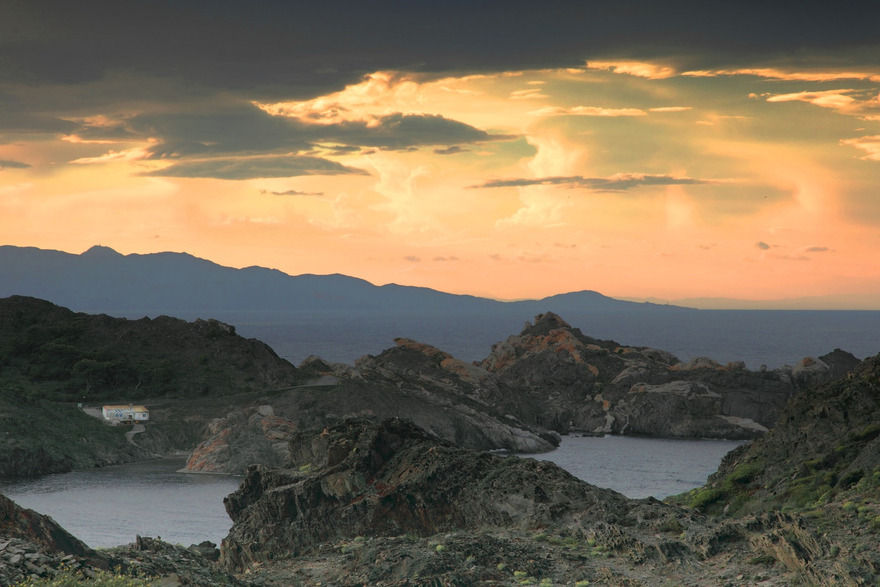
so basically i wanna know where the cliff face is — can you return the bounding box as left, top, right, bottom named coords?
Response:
left=479, top=312, right=854, bottom=439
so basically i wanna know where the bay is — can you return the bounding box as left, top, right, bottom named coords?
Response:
left=518, top=434, right=745, bottom=499
left=0, top=437, right=743, bottom=550
left=0, top=458, right=241, bottom=549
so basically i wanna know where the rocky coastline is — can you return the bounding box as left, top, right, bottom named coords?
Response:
left=2, top=299, right=879, bottom=585
left=184, top=312, right=858, bottom=474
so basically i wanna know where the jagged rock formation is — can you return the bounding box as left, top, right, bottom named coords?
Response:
left=184, top=312, right=863, bottom=474
left=220, top=418, right=683, bottom=578
left=183, top=340, right=560, bottom=473
left=217, top=417, right=880, bottom=585
left=478, top=312, right=855, bottom=439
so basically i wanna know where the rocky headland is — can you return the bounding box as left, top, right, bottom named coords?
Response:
left=184, top=312, right=859, bottom=474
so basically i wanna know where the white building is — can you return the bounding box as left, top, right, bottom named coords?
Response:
left=102, top=404, right=149, bottom=423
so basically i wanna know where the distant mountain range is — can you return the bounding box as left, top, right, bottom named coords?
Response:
left=3, top=245, right=879, bottom=369
left=0, top=245, right=688, bottom=318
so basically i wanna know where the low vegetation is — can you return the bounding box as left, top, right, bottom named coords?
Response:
left=14, top=568, right=151, bottom=587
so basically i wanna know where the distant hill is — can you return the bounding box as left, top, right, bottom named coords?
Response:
left=0, top=245, right=687, bottom=319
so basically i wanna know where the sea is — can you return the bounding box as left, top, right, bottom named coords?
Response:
left=1, top=437, right=743, bottom=549
left=223, top=309, right=880, bottom=369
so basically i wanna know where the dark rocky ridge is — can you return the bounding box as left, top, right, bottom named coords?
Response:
left=478, top=312, right=857, bottom=438
left=0, top=295, right=303, bottom=403
left=218, top=417, right=880, bottom=585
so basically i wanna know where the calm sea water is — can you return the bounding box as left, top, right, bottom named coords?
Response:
left=227, top=310, right=880, bottom=369
left=0, top=458, right=240, bottom=549
left=1, top=437, right=742, bottom=548
left=518, top=435, right=745, bottom=499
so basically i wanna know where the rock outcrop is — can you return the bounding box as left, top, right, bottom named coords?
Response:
left=185, top=405, right=296, bottom=474
left=217, top=417, right=880, bottom=585
left=677, top=352, right=880, bottom=517
left=0, top=492, right=243, bottom=586
left=479, top=312, right=855, bottom=439
left=0, top=492, right=112, bottom=584
left=221, top=418, right=678, bottom=575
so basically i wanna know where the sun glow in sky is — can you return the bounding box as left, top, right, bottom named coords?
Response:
left=2, top=2, right=880, bottom=306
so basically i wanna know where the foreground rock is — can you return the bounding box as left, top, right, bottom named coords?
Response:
left=220, top=418, right=632, bottom=569
left=671, top=353, right=880, bottom=583
left=213, top=417, right=880, bottom=585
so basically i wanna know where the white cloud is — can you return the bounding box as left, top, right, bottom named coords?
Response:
left=682, top=68, right=880, bottom=83
left=586, top=60, right=676, bottom=79
left=529, top=106, right=647, bottom=117
left=510, top=88, right=548, bottom=100
left=763, top=89, right=880, bottom=119
left=841, top=135, right=880, bottom=161
left=649, top=106, right=692, bottom=113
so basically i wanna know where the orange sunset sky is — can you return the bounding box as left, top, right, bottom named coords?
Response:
left=2, top=2, right=880, bottom=307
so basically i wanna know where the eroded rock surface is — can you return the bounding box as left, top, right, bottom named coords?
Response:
left=478, top=312, right=855, bottom=439
left=217, top=417, right=880, bottom=585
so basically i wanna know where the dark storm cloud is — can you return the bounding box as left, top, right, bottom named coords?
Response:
left=470, top=174, right=711, bottom=191
left=806, top=246, right=831, bottom=253
left=0, top=159, right=31, bottom=169
left=140, top=156, right=368, bottom=180
left=3, top=1, right=879, bottom=97
left=319, top=114, right=500, bottom=149
left=434, top=146, right=469, bottom=155
left=90, top=106, right=499, bottom=158
left=756, top=242, right=771, bottom=250
left=0, top=92, right=77, bottom=134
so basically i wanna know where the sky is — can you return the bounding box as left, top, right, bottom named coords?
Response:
left=2, top=1, right=880, bottom=307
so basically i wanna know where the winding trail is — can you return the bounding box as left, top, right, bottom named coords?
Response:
left=125, top=423, right=146, bottom=447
